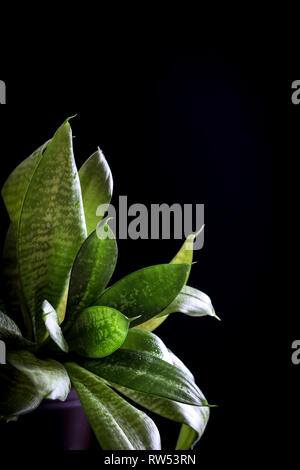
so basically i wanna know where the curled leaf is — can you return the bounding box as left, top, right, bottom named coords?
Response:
left=158, top=285, right=219, bottom=319
left=0, top=364, right=42, bottom=419
left=42, top=300, right=68, bottom=353
left=7, top=350, right=70, bottom=401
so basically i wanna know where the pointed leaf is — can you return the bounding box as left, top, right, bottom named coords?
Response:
left=96, top=264, right=190, bottom=327
left=78, top=349, right=207, bottom=406
left=67, top=306, right=129, bottom=358
left=42, top=300, right=68, bottom=352
left=79, top=148, right=113, bottom=236
left=7, top=350, right=70, bottom=401
left=65, top=363, right=161, bottom=450
left=170, top=227, right=203, bottom=276
left=0, top=310, right=33, bottom=348
left=135, top=314, right=169, bottom=332
left=137, top=231, right=202, bottom=332
left=0, top=364, right=42, bottom=418
left=1, top=141, right=48, bottom=228
left=169, top=349, right=210, bottom=450
left=64, top=220, right=117, bottom=331
left=17, top=120, right=87, bottom=343
left=113, top=385, right=209, bottom=450
left=157, top=285, right=219, bottom=319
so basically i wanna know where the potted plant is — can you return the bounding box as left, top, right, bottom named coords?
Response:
left=0, top=118, right=219, bottom=450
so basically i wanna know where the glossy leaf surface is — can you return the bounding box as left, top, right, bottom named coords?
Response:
left=79, top=349, right=207, bottom=406
left=66, top=362, right=161, bottom=450
left=67, top=306, right=129, bottom=358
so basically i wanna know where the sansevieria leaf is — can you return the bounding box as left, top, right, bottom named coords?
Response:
left=17, top=120, right=87, bottom=344
left=116, top=328, right=210, bottom=449
left=0, top=310, right=33, bottom=348
left=137, top=228, right=204, bottom=332
left=0, top=364, right=42, bottom=419
left=66, top=363, right=161, bottom=450
left=79, top=349, right=207, bottom=406
left=1, top=224, right=26, bottom=332
left=1, top=141, right=48, bottom=229
left=168, top=349, right=210, bottom=450
left=157, top=285, right=219, bottom=319
left=112, top=384, right=209, bottom=450
left=42, top=300, right=68, bottom=353
left=79, top=148, right=113, bottom=236
left=122, top=328, right=171, bottom=362
left=67, top=306, right=129, bottom=358
left=97, top=264, right=190, bottom=327
left=170, top=228, right=204, bottom=272
left=7, top=350, right=70, bottom=401
left=64, top=220, right=117, bottom=331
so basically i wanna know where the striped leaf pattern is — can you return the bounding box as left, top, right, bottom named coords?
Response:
left=17, top=120, right=87, bottom=343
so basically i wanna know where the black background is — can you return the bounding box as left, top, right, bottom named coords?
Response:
left=0, top=24, right=297, bottom=464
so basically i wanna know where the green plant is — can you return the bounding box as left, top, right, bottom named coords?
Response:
left=0, top=118, right=219, bottom=450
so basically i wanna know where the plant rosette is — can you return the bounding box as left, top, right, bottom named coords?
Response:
left=0, top=118, right=219, bottom=450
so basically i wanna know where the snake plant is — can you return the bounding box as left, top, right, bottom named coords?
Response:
left=0, top=118, right=219, bottom=450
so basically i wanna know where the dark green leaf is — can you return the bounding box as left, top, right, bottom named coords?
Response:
left=97, top=264, right=190, bottom=327
left=1, top=224, right=32, bottom=336
left=136, top=231, right=202, bottom=332
left=0, top=310, right=33, bottom=348
left=0, top=364, right=41, bottom=419
left=17, top=120, right=87, bottom=343
left=7, top=350, right=70, bottom=400
left=79, top=149, right=113, bottom=236
left=79, top=349, right=206, bottom=406
left=42, top=300, right=68, bottom=352
left=65, top=363, right=161, bottom=450
left=64, top=220, right=117, bottom=331
left=67, top=306, right=129, bottom=358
